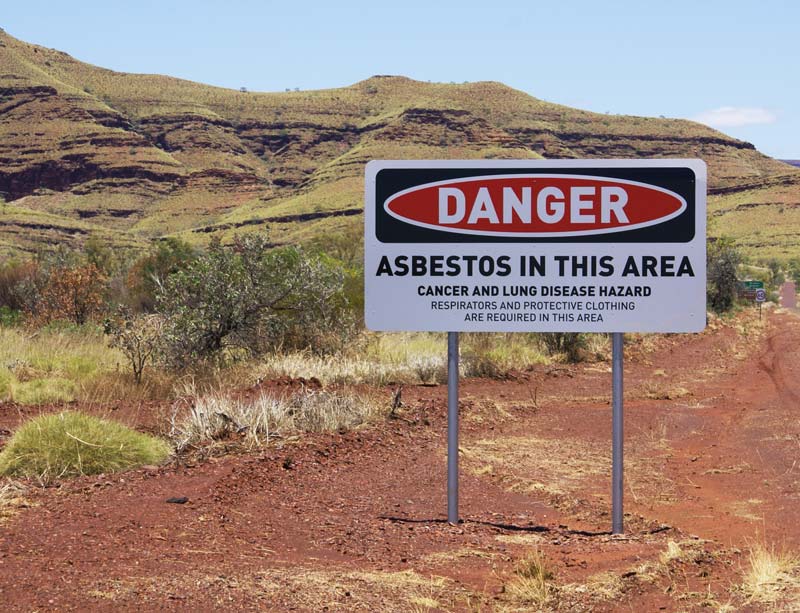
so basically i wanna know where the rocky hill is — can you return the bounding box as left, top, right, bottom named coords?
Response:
left=1, top=30, right=798, bottom=258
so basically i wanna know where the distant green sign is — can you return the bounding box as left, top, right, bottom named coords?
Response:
left=742, top=280, right=764, bottom=290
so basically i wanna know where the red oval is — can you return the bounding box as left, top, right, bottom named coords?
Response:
left=384, top=174, right=686, bottom=237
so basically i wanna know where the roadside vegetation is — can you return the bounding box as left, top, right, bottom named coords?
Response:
left=0, top=231, right=774, bottom=411
left=0, top=231, right=778, bottom=483
left=0, top=231, right=620, bottom=405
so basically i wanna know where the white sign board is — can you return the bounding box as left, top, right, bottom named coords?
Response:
left=365, top=159, right=706, bottom=333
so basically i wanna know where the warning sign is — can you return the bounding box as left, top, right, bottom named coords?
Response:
left=365, top=159, right=707, bottom=333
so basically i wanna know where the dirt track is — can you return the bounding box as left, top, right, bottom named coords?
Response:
left=1, top=305, right=799, bottom=611
left=781, top=280, right=797, bottom=309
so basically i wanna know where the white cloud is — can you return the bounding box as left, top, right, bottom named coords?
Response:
left=691, top=106, right=777, bottom=128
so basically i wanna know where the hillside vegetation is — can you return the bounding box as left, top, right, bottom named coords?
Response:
left=1, top=29, right=799, bottom=258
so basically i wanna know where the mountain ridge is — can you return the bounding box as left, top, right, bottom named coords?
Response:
left=1, top=30, right=798, bottom=258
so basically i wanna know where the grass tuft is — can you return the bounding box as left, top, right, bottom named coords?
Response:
left=660, top=540, right=684, bottom=565
left=741, top=543, right=799, bottom=605
left=0, top=411, right=171, bottom=483
left=505, top=549, right=555, bottom=607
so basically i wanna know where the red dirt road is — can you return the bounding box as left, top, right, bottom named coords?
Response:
left=1, top=308, right=800, bottom=610
left=781, top=280, right=798, bottom=309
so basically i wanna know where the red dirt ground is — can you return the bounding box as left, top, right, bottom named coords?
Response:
left=1, top=300, right=799, bottom=611
left=781, top=280, right=797, bottom=309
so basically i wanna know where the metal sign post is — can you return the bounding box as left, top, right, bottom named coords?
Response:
left=755, top=288, right=766, bottom=320
left=447, top=332, right=460, bottom=524
left=611, top=332, right=624, bottom=534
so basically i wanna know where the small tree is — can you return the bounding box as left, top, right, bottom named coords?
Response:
left=34, top=264, right=108, bottom=325
left=766, top=258, right=785, bottom=287
left=126, top=238, right=196, bottom=312
left=156, top=234, right=353, bottom=365
left=83, top=236, right=118, bottom=275
left=104, top=308, right=164, bottom=384
left=707, top=237, right=742, bottom=313
left=788, top=258, right=800, bottom=285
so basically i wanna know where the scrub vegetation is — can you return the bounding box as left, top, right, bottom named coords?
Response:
left=0, top=227, right=762, bottom=411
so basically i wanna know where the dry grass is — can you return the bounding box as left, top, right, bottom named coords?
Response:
left=77, top=370, right=179, bottom=405
left=741, top=543, right=800, bottom=607
left=0, top=325, right=121, bottom=404
left=495, top=533, right=547, bottom=546
left=660, top=540, right=686, bottom=565
left=257, top=351, right=424, bottom=386
left=171, top=387, right=384, bottom=450
left=258, top=331, right=553, bottom=386
left=461, top=435, right=609, bottom=499
left=503, top=549, right=555, bottom=608
left=84, top=565, right=476, bottom=612
left=559, top=571, right=625, bottom=603
left=637, top=382, right=692, bottom=400
left=423, top=548, right=502, bottom=565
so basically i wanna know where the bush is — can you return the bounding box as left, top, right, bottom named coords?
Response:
left=707, top=237, right=742, bottom=313
left=0, top=260, right=38, bottom=312
left=104, top=308, right=165, bottom=384
left=27, top=263, right=108, bottom=326
left=765, top=258, right=785, bottom=288
left=156, top=234, right=355, bottom=365
left=788, top=258, right=800, bottom=286
left=540, top=332, right=587, bottom=362
left=0, top=411, right=171, bottom=482
left=126, top=238, right=196, bottom=312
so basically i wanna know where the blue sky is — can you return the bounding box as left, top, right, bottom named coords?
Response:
left=3, top=0, right=798, bottom=158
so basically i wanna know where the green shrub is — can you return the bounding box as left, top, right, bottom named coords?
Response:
left=156, top=234, right=355, bottom=365
left=707, top=237, right=742, bottom=313
left=126, top=238, right=197, bottom=312
left=0, top=412, right=171, bottom=482
left=540, top=332, right=587, bottom=362
left=0, top=306, right=21, bottom=326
